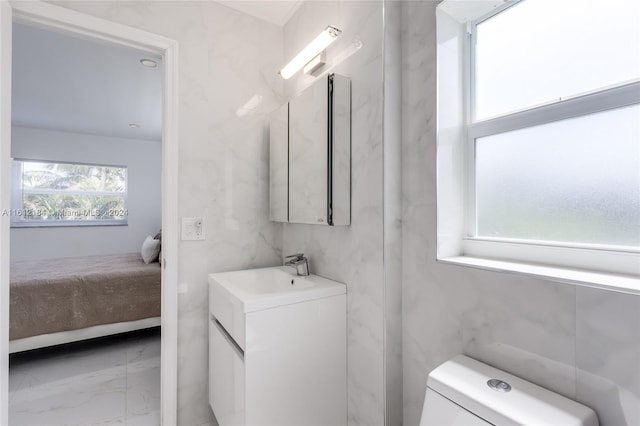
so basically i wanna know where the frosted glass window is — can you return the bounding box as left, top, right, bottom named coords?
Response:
left=475, top=0, right=640, bottom=120
left=476, top=104, right=640, bottom=247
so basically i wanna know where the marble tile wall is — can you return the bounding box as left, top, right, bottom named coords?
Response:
left=382, top=1, right=403, bottom=425
left=576, top=287, right=640, bottom=426
left=400, top=1, right=640, bottom=425
left=48, top=2, right=285, bottom=424
left=281, top=2, right=386, bottom=425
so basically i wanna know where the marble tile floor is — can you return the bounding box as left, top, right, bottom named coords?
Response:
left=9, top=328, right=161, bottom=426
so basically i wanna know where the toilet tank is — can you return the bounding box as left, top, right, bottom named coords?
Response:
left=420, top=355, right=599, bottom=426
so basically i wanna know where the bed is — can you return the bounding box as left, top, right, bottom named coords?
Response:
left=9, top=252, right=161, bottom=353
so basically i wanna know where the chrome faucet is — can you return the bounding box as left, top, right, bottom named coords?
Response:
left=284, top=253, right=310, bottom=276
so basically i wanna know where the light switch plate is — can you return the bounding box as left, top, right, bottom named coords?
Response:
left=182, top=217, right=205, bottom=240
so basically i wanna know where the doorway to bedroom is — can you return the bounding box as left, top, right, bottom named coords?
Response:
left=8, top=21, right=163, bottom=425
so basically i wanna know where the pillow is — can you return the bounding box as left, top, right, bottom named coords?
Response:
left=154, top=230, right=162, bottom=263
left=141, top=235, right=161, bottom=264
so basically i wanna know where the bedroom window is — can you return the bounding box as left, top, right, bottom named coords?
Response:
left=10, top=159, right=128, bottom=227
left=436, top=0, right=640, bottom=288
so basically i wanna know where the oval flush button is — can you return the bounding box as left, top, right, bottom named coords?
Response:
left=487, top=379, right=512, bottom=392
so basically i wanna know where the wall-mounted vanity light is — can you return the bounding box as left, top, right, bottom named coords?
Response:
left=279, top=25, right=342, bottom=80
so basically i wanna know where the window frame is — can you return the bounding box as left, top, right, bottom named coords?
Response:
left=10, top=158, right=129, bottom=228
left=436, top=0, right=640, bottom=284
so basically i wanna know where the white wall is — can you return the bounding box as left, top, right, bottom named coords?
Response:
left=401, top=2, right=640, bottom=426
left=10, top=126, right=161, bottom=261
left=281, top=2, right=386, bottom=425
left=47, top=2, right=285, bottom=425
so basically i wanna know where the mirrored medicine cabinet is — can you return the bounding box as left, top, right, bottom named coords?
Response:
left=269, top=73, right=351, bottom=226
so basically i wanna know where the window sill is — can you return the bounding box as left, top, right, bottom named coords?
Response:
left=438, top=255, right=640, bottom=295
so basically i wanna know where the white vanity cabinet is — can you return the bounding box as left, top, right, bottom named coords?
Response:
left=208, top=267, right=347, bottom=426
left=209, top=314, right=245, bottom=424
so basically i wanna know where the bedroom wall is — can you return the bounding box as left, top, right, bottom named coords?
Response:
left=401, top=2, right=640, bottom=426
left=46, top=2, right=285, bottom=425
left=10, top=126, right=161, bottom=262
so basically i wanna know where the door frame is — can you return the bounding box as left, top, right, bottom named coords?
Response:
left=0, top=1, right=179, bottom=424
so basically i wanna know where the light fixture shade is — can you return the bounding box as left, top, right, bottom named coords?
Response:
left=140, top=59, right=158, bottom=68
left=279, top=26, right=342, bottom=80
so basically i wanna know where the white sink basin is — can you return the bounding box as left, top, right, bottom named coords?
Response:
left=209, top=266, right=345, bottom=313
left=208, top=266, right=346, bottom=351
left=222, top=268, right=314, bottom=294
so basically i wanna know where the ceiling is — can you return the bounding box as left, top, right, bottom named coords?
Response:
left=216, top=1, right=303, bottom=26
left=11, top=2, right=299, bottom=141
left=12, top=22, right=162, bottom=141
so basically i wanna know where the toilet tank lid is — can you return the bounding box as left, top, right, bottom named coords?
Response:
left=427, top=355, right=598, bottom=426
